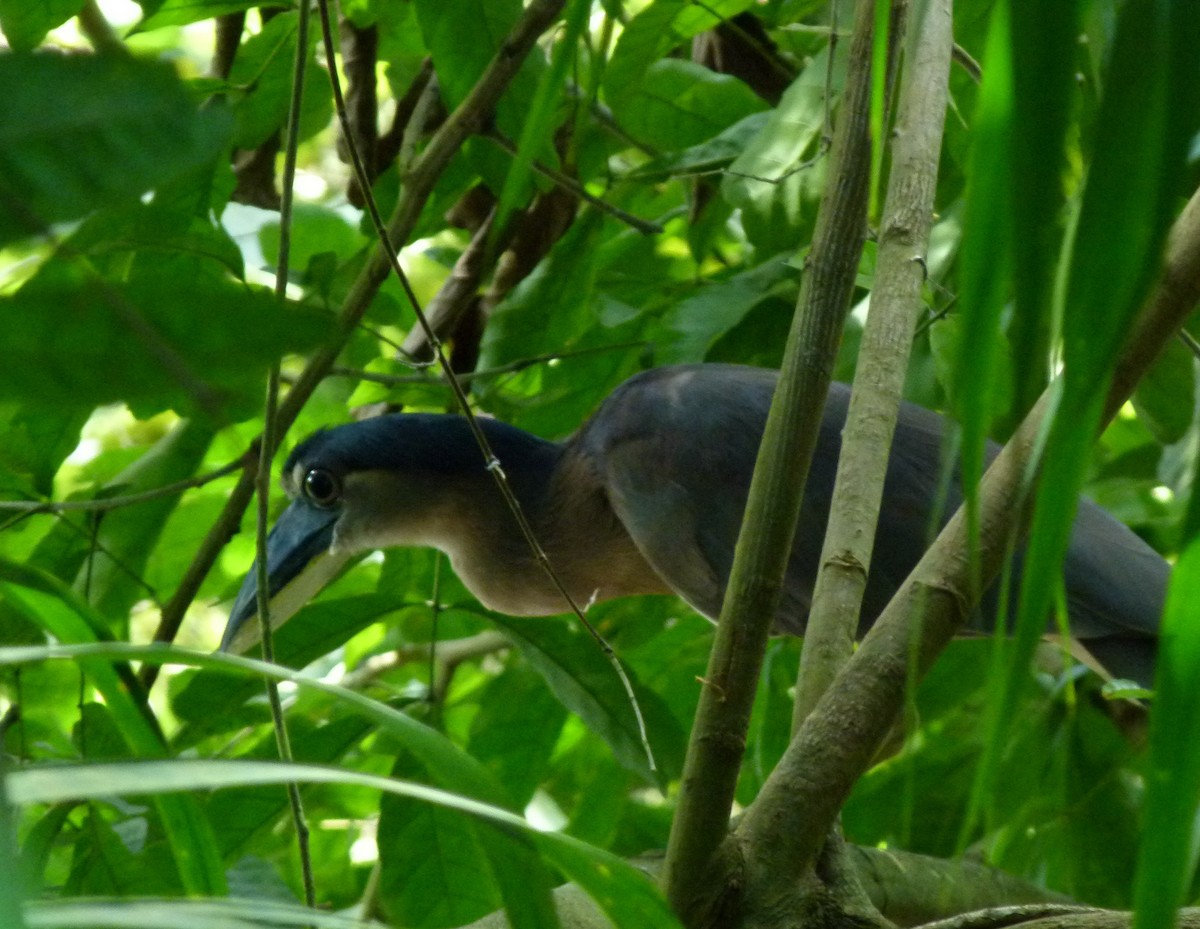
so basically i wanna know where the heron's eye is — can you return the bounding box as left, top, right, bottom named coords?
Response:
left=304, top=468, right=341, bottom=507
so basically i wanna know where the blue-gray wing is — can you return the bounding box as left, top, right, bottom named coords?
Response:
left=578, top=364, right=1165, bottom=685
left=576, top=364, right=951, bottom=633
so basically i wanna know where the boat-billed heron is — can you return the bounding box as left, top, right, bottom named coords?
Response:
left=221, top=364, right=1167, bottom=687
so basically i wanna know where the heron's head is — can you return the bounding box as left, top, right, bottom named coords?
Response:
left=220, top=414, right=556, bottom=653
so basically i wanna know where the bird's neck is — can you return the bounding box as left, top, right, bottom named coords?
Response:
left=433, top=425, right=671, bottom=615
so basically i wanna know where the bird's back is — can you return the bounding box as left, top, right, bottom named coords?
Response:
left=577, top=364, right=1166, bottom=685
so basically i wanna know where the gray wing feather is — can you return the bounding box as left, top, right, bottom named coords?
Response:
left=578, top=364, right=1166, bottom=684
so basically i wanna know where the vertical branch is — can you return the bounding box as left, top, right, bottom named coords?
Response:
left=662, top=0, right=878, bottom=921
left=792, top=0, right=954, bottom=724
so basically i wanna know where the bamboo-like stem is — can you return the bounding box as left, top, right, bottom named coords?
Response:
left=661, top=0, right=877, bottom=920
left=792, top=0, right=954, bottom=726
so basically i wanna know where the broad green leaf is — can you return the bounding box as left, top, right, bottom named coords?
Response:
left=414, top=0, right=522, bottom=110
left=468, top=666, right=567, bottom=806
left=657, top=253, right=794, bottom=363
left=630, top=112, right=770, bottom=181
left=65, top=803, right=179, bottom=896
left=1133, top=337, right=1196, bottom=445
left=72, top=419, right=215, bottom=621
left=259, top=204, right=368, bottom=281
left=0, top=54, right=232, bottom=245
left=0, top=260, right=332, bottom=421
left=930, top=315, right=1014, bottom=421
left=0, top=406, right=88, bottom=499
left=206, top=715, right=374, bottom=859
left=0, top=0, right=82, bottom=50
left=478, top=214, right=605, bottom=371
left=489, top=614, right=685, bottom=784
left=226, top=11, right=331, bottom=150
left=620, top=60, right=768, bottom=153
left=378, top=754, right=502, bottom=927
left=69, top=202, right=245, bottom=280
left=414, top=0, right=548, bottom=190
left=135, top=0, right=289, bottom=31
left=604, top=0, right=755, bottom=105
left=720, top=46, right=837, bottom=253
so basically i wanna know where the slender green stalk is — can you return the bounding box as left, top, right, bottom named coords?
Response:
left=662, top=0, right=878, bottom=920
left=793, top=0, right=954, bottom=726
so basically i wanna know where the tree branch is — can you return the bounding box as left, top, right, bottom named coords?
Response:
left=661, top=0, right=877, bottom=920
left=740, top=179, right=1200, bottom=889
left=792, top=0, right=953, bottom=723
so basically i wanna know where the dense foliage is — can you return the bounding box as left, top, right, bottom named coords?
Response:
left=1, top=1, right=1198, bottom=927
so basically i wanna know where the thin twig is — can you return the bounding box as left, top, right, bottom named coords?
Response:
left=0, top=459, right=244, bottom=514
left=485, top=132, right=663, bottom=234
left=258, top=0, right=316, bottom=909
left=330, top=341, right=647, bottom=387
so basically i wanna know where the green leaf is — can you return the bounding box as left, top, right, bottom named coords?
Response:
left=1132, top=337, right=1196, bottom=445
left=1135, top=541, right=1200, bottom=926
left=720, top=45, right=836, bottom=253
left=630, top=112, right=771, bottom=181
left=490, top=615, right=685, bottom=784
left=207, top=716, right=375, bottom=860
left=135, top=0, right=289, bottom=31
left=66, top=803, right=180, bottom=896
left=953, top=1, right=1014, bottom=512
left=415, top=0, right=522, bottom=109
left=604, top=0, right=755, bottom=105
left=1006, top=0, right=1077, bottom=417
left=0, top=0, right=83, bottom=50
left=0, top=54, right=233, bottom=245
left=0, top=564, right=227, bottom=897
left=378, top=754, right=502, bottom=927
left=69, top=202, right=245, bottom=280
left=259, top=204, right=368, bottom=280
left=478, top=214, right=605, bottom=371
left=226, top=11, right=331, bottom=149
left=620, top=60, right=768, bottom=152
left=0, top=260, right=332, bottom=421
left=414, top=0, right=549, bottom=191
left=0, top=405, right=88, bottom=499
left=73, top=420, right=215, bottom=620
left=7, top=759, right=681, bottom=929
left=468, top=666, right=568, bottom=805
left=657, top=253, right=794, bottom=363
